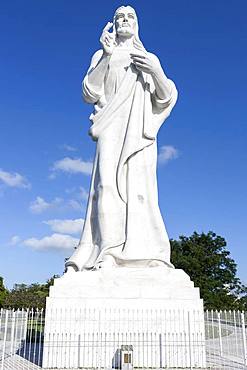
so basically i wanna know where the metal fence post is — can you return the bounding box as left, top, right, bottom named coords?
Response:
left=241, top=311, right=247, bottom=366
left=1, top=310, right=9, bottom=370
left=159, top=333, right=162, bottom=368
left=217, top=311, right=223, bottom=357
left=9, top=309, right=15, bottom=357
left=188, top=311, right=193, bottom=370
left=78, top=333, right=81, bottom=367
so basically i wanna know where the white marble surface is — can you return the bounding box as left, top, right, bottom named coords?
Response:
left=49, top=267, right=200, bottom=303
left=43, top=268, right=205, bottom=368
left=65, top=5, right=178, bottom=271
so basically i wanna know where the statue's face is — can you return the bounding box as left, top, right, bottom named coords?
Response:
left=115, top=7, right=136, bottom=37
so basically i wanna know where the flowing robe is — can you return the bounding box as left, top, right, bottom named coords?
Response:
left=66, top=48, right=178, bottom=271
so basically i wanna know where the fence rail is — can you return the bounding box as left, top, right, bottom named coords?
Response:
left=0, top=308, right=246, bottom=369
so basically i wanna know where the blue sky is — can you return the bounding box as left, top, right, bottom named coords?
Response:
left=0, top=0, right=246, bottom=289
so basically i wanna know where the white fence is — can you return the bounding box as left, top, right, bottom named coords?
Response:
left=42, top=308, right=205, bottom=368
left=0, top=308, right=246, bottom=369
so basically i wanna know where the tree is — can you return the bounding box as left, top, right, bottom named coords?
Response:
left=171, top=231, right=247, bottom=310
left=0, top=277, right=8, bottom=308
left=3, top=275, right=59, bottom=309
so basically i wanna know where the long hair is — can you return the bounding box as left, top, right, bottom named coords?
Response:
left=113, top=6, right=146, bottom=53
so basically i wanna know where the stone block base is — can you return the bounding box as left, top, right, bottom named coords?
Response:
left=42, top=267, right=206, bottom=368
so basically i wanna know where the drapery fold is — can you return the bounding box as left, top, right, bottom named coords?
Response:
left=66, top=53, right=178, bottom=271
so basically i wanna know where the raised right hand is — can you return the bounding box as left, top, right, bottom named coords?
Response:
left=100, top=22, right=116, bottom=56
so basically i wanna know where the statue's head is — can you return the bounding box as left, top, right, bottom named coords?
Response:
left=113, top=6, right=137, bottom=37
left=113, top=5, right=145, bottom=52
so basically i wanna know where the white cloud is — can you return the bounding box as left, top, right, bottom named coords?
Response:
left=158, top=145, right=179, bottom=164
left=61, top=144, right=77, bottom=152
left=65, top=186, right=89, bottom=202
left=23, top=233, right=79, bottom=251
left=0, top=169, right=30, bottom=189
left=9, top=235, right=21, bottom=246
left=48, top=173, right=57, bottom=180
left=29, top=195, right=85, bottom=214
left=78, top=186, right=89, bottom=201
left=65, top=187, right=76, bottom=194
left=68, top=199, right=83, bottom=211
left=29, top=196, right=62, bottom=214
left=44, top=218, right=84, bottom=235
left=52, top=157, right=93, bottom=176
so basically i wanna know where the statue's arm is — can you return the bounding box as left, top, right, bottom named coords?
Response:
left=85, top=52, right=111, bottom=100
left=83, top=22, right=115, bottom=104
left=83, top=50, right=106, bottom=104
left=149, top=55, right=172, bottom=101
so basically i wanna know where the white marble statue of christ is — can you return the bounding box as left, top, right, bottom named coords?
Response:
left=65, top=5, right=178, bottom=272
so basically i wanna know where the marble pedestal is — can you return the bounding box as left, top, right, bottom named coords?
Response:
left=42, top=267, right=206, bottom=369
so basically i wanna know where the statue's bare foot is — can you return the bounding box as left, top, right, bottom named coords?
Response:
left=94, top=255, right=116, bottom=270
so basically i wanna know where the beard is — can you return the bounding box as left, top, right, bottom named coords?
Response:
left=117, top=26, right=134, bottom=37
